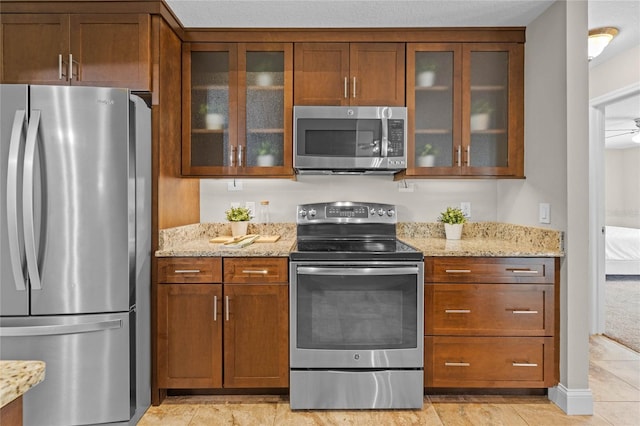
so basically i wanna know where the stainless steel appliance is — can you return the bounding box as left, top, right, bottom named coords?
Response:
left=293, top=106, right=407, bottom=174
left=289, top=201, right=424, bottom=409
left=0, top=84, right=151, bottom=425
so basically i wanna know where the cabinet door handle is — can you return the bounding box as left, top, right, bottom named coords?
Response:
left=466, top=146, right=471, bottom=166
left=445, top=269, right=471, bottom=273
left=512, top=310, right=539, bottom=314
left=174, top=269, right=201, bottom=274
left=445, top=309, right=471, bottom=314
left=238, top=145, right=244, bottom=167
left=213, top=295, right=218, bottom=321
left=225, top=296, right=230, bottom=321
left=445, top=362, right=470, bottom=367
left=456, top=146, right=461, bottom=167
left=344, top=77, right=348, bottom=99
left=506, top=269, right=539, bottom=274
left=69, top=54, right=79, bottom=80
left=513, top=362, right=538, bottom=367
left=230, top=146, right=236, bottom=167
left=352, top=76, right=356, bottom=98
left=58, top=54, right=68, bottom=80
left=242, top=269, right=268, bottom=275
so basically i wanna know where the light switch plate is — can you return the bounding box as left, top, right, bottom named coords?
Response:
left=460, top=202, right=471, bottom=219
left=539, top=203, right=551, bottom=224
left=245, top=201, right=256, bottom=217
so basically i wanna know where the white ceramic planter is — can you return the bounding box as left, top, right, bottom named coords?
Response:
left=205, top=113, right=224, bottom=130
left=256, top=154, right=275, bottom=167
left=417, top=71, right=436, bottom=87
left=417, top=155, right=435, bottom=167
left=230, top=221, right=248, bottom=237
left=444, top=223, right=463, bottom=240
left=470, top=113, right=490, bottom=131
left=256, top=72, right=273, bottom=86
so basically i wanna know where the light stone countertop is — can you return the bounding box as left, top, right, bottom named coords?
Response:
left=157, top=222, right=564, bottom=258
left=0, top=360, right=46, bottom=408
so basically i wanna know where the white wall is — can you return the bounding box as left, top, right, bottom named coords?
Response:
left=605, top=147, right=640, bottom=228
left=201, top=177, right=498, bottom=223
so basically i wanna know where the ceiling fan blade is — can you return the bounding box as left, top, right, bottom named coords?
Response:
left=605, top=130, right=639, bottom=138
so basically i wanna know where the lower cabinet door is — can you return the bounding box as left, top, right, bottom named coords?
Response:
left=157, top=283, right=223, bottom=388
left=424, top=336, right=556, bottom=388
left=223, top=283, right=289, bottom=387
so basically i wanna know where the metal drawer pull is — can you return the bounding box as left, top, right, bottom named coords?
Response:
left=445, top=269, right=471, bottom=273
left=506, top=268, right=539, bottom=274
left=344, top=77, right=348, bottom=98
left=445, top=362, right=470, bottom=367
left=445, top=309, right=471, bottom=314
left=512, top=310, right=539, bottom=314
left=213, top=296, right=217, bottom=321
left=174, top=269, right=201, bottom=274
left=242, top=269, right=268, bottom=274
left=513, top=362, right=538, bottom=367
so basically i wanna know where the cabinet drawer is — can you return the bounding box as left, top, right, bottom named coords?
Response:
left=425, top=257, right=555, bottom=284
left=424, top=336, right=556, bottom=388
left=158, top=257, right=222, bottom=283
left=224, top=257, right=288, bottom=283
left=425, top=284, right=554, bottom=336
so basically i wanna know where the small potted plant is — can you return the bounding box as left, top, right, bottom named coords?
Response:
left=416, top=60, right=438, bottom=87
left=470, top=99, right=493, bottom=131
left=225, top=206, right=253, bottom=236
left=438, top=206, right=467, bottom=240
left=199, top=103, right=225, bottom=130
left=417, top=143, right=437, bottom=167
left=256, top=140, right=276, bottom=167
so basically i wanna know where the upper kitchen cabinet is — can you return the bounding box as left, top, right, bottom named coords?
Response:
left=182, top=42, right=293, bottom=177
left=1, top=14, right=151, bottom=90
left=294, top=42, right=405, bottom=106
left=406, top=42, right=524, bottom=177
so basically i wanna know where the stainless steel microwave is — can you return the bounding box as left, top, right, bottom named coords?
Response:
left=293, top=106, right=407, bottom=175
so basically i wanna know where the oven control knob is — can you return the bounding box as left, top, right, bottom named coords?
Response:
left=377, top=208, right=384, bottom=216
left=370, top=208, right=376, bottom=216
left=308, top=208, right=317, bottom=218
left=299, top=209, right=307, bottom=218
left=387, top=209, right=395, bottom=217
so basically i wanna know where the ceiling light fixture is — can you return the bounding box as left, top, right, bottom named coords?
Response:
left=588, top=27, right=619, bottom=61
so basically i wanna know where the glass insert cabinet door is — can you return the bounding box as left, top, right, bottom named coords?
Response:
left=182, top=43, right=292, bottom=176
left=407, top=42, right=523, bottom=177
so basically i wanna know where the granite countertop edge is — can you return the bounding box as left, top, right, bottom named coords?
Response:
left=0, top=360, right=46, bottom=408
left=156, top=222, right=564, bottom=258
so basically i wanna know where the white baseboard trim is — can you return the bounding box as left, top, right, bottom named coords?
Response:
left=548, top=384, right=594, bottom=415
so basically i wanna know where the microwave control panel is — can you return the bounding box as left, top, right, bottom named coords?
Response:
left=388, top=119, right=405, bottom=156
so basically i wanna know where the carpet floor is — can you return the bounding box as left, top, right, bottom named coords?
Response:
left=605, top=275, right=640, bottom=353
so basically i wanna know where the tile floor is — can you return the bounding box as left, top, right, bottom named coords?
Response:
left=139, top=335, right=640, bottom=425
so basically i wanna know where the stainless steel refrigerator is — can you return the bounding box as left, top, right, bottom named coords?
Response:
left=0, top=84, right=151, bottom=425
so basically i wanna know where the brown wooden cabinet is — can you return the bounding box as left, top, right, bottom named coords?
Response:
left=423, top=257, right=559, bottom=388
left=157, top=256, right=289, bottom=390
left=406, top=42, right=524, bottom=177
left=182, top=43, right=293, bottom=177
left=294, top=42, right=405, bottom=106
left=1, top=14, right=150, bottom=90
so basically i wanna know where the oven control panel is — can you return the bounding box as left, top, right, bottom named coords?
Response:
left=297, top=202, right=396, bottom=224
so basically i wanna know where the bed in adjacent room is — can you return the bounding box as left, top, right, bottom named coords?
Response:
left=605, top=226, right=640, bottom=275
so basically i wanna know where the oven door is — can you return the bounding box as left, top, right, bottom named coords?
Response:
left=290, top=261, right=424, bottom=369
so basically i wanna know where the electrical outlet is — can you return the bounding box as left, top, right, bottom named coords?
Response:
left=245, top=201, right=256, bottom=217
left=539, top=203, right=551, bottom=224
left=460, top=202, right=471, bottom=219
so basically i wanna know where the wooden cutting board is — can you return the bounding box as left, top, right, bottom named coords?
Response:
left=209, top=235, right=281, bottom=244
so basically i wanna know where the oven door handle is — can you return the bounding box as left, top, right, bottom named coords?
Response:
left=296, top=266, right=419, bottom=276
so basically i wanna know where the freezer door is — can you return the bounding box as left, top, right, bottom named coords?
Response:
left=1, top=84, right=29, bottom=316
left=0, top=312, right=132, bottom=426
left=27, top=85, right=133, bottom=315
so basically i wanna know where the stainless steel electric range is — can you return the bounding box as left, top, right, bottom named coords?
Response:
left=289, top=201, right=424, bottom=410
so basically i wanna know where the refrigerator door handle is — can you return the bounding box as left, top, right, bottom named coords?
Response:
left=0, top=319, right=122, bottom=337
left=7, top=110, right=28, bottom=291
left=23, top=110, right=43, bottom=290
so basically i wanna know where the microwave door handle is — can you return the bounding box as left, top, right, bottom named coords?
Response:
left=380, top=107, right=389, bottom=157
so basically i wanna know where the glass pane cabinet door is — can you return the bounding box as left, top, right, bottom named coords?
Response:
left=189, top=51, right=231, bottom=168
left=245, top=51, right=285, bottom=168
left=407, top=44, right=461, bottom=175
left=468, top=50, right=509, bottom=169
